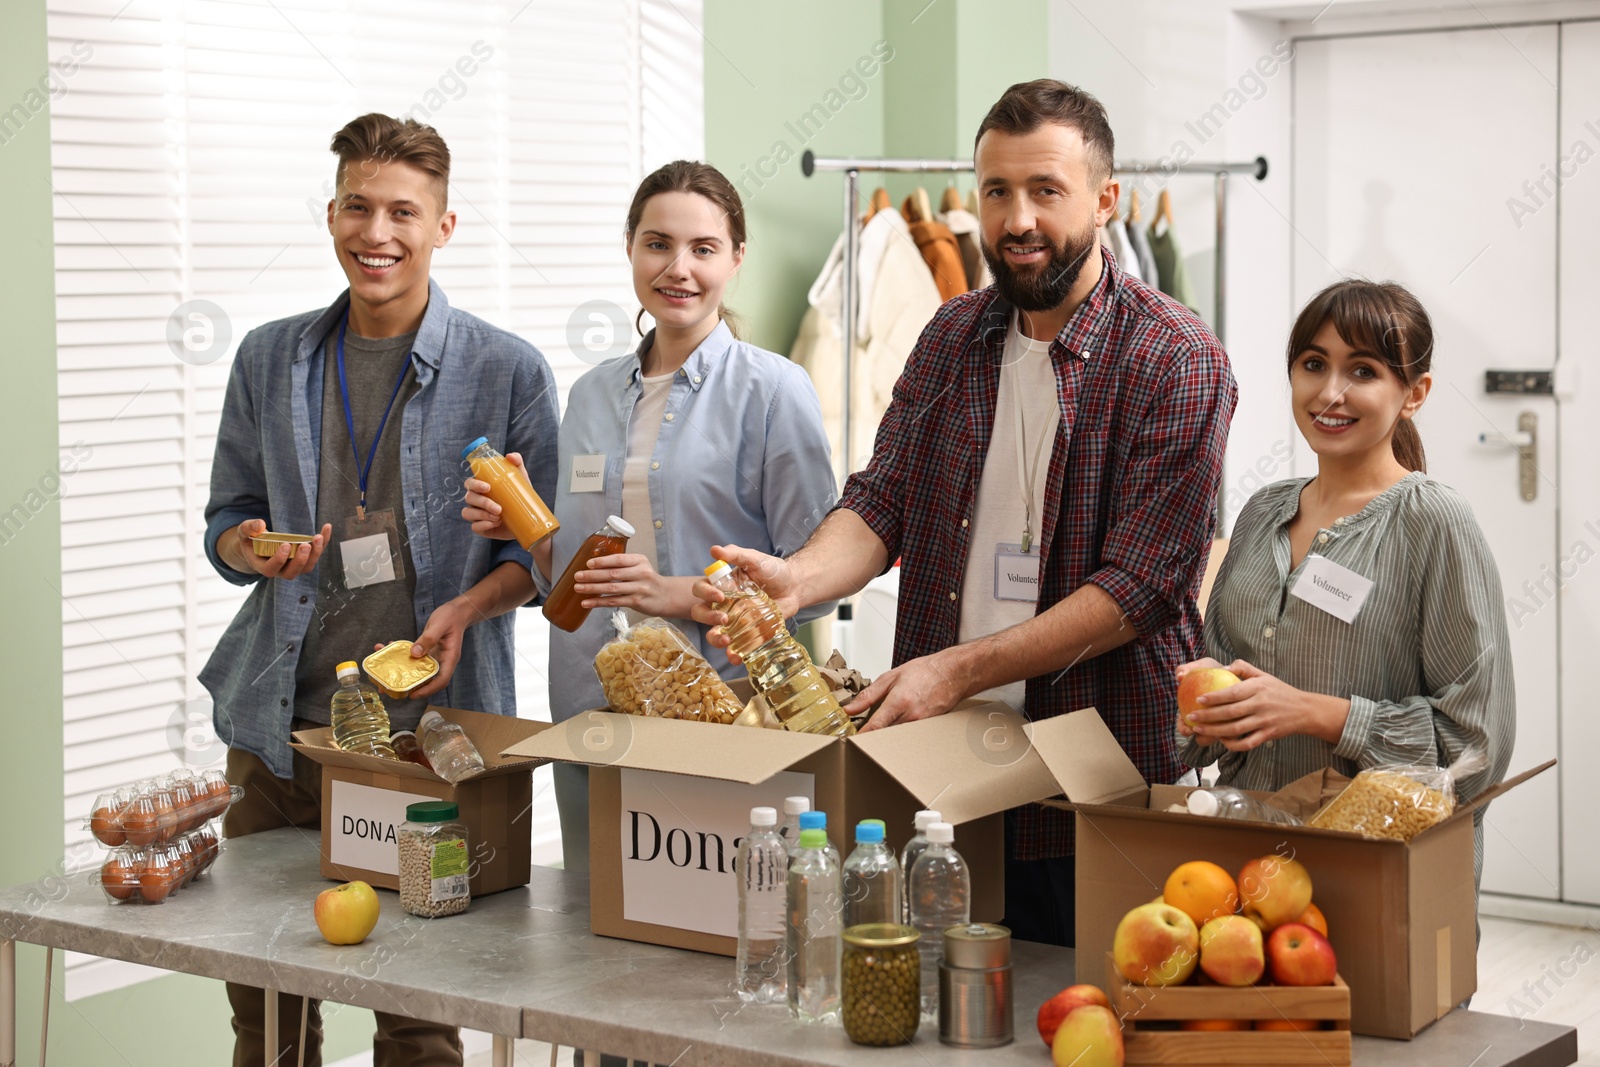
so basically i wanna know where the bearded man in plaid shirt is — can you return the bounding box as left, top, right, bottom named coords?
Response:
left=694, top=79, right=1236, bottom=946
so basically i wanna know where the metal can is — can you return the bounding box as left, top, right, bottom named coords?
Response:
left=939, top=923, right=1013, bottom=1048
left=841, top=923, right=921, bottom=1046
left=363, top=640, right=440, bottom=700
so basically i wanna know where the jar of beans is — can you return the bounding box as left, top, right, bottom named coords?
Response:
left=841, top=923, right=920, bottom=1046
left=397, top=801, right=470, bottom=918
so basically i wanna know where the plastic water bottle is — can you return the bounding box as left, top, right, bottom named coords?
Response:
left=908, top=821, right=970, bottom=1018
left=736, top=806, right=788, bottom=1004
left=899, top=809, right=941, bottom=923
left=329, top=662, right=395, bottom=758
left=791, top=810, right=839, bottom=865
left=704, top=560, right=853, bottom=736
left=787, top=827, right=842, bottom=1022
left=780, top=796, right=810, bottom=851
left=416, top=710, right=485, bottom=784
left=1187, top=786, right=1303, bottom=826
left=843, top=820, right=902, bottom=928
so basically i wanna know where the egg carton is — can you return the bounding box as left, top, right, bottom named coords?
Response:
left=83, top=770, right=242, bottom=850
left=95, top=825, right=224, bottom=905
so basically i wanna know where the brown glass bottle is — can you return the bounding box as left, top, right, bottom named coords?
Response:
left=542, top=515, right=636, bottom=632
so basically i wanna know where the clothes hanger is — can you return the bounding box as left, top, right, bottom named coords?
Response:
left=864, top=186, right=892, bottom=222
left=913, top=186, right=932, bottom=224
left=940, top=185, right=963, bottom=214
left=1129, top=188, right=1142, bottom=224
left=1156, top=188, right=1174, bottom=229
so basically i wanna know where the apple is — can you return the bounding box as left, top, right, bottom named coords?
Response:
left=1164, top=860, right=1239, bottom=927
left=1237, top=854, right=1313, bottom=928
left=1038, top=985, right=1111, bottom=1048
left=1113, top=902, right=1199, bottom=987
left=1199, top=915, right=1265, bottom=986
left=1177, top=667, right=1241, bottom=726
left=1267, top=922, right=1338, bottom=986
left=315, top=880, right=380, bottom=945
left=1051, top=1004, right=1124, bottom=1067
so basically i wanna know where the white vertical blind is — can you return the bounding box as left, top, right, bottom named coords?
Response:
left=48, top=0, right=702, bottom=1000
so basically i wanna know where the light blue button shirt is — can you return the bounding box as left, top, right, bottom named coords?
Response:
left=542, top=320, right=838, bottom=722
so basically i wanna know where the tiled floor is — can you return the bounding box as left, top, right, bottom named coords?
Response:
left=324, top=914, right=1600, bottom=1066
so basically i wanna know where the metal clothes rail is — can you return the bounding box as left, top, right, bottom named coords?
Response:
left=800, top=149, right=1268, bottom=475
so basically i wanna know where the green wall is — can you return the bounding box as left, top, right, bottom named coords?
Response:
left=704, top=0, right=1049, bottom=355
left=0, top=3, right=373, bottom=1062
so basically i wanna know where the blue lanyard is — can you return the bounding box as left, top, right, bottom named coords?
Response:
left=336, top=313, right=413, bottom=516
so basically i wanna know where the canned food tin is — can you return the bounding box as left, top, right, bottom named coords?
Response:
left=251, top=531, right=316, bottom=557
left=363, top=640, right=440, bottom=699
left=939, top=923, right=1013, bottom=1048
left=943, top=922, right=1012, bottom=969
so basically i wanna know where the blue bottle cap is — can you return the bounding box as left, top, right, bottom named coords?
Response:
left=798, top=811, right=827, bottom=831
left=855, top=821, right=884, bottom=844
left=460, top=436, right=490, bottom=459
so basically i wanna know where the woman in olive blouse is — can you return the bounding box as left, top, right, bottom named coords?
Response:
left=1177, top=280, right=1514, bottom=883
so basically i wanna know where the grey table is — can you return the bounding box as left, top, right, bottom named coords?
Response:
left=0, top=828, right=1580, bottom=1067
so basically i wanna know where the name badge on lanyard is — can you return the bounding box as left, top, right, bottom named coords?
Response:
left=333, top=313, right=411, bottom=591
left=993, top=543, right=1041, bottom=602
left=1289, top=554, right=1373, bottom=624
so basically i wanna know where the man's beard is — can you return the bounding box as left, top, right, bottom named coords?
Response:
left=980, top=223, right=1099, bottom=312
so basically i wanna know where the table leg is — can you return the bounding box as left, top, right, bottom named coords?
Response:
left=1, top=939, right=14, bottom=1067
left=491, top=1034, right=512, bottom=1067
left=263, top=987, right=277, bottom=1067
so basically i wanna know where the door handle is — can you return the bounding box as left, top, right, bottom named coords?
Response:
left=1475, top=411, right=1537, bottom=501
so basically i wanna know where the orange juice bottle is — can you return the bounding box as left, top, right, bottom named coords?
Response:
left=543, top=516, right=636, bottom=632
left=462, top=437, right=559, bottom=550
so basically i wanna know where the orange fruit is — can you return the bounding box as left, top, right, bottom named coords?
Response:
left=1296, top=902, right=1328, bottom=938
left=1181, top=1019, right=1250, bottom=1031
left=1164, top=860, right=1240, bottom=926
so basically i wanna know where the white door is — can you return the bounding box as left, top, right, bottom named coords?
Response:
left=1557, top=20, right=1600, bottom=907
left=1294, top=26, right=1563, bottom=899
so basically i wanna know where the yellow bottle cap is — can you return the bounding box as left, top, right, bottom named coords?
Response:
left=336, top=660, right=358, bottom=672
left=703, top=561, right=731, bottom=576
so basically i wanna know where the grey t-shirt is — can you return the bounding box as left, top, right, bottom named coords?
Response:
left=294, top=327, right=425, bottom=727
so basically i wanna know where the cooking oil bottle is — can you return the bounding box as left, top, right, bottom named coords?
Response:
left=330, top=661, right=396, bottom=758
left=703, top=561, right=853, bottom=737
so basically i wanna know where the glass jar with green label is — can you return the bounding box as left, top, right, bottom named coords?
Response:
left=398, top=801, right=470, bottom=917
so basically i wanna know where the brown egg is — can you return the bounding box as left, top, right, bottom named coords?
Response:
left=100, top=856, right=137, bottom=901
left=121, top=802, right=157, bottom=847
left=150, top=794, right=177, bottom=844
left=90, top=807, right=126, bottom=847
left=138, top=855, right=174, bottom=904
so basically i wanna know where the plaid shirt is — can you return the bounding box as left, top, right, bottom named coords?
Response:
left=838, top=248, right=1237, bottom=860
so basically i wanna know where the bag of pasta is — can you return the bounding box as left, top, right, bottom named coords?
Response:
left=1307, top=747, right=1488, bottom=842
left=593, top=611, right=745, bottom=724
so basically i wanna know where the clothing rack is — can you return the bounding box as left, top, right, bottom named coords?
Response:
left=800, top=149, right=1268, bottom=475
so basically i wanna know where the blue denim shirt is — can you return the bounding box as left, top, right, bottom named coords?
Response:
left=542, top=320, right=837, bottom=722
left=200, top=280, right=560, bottom=777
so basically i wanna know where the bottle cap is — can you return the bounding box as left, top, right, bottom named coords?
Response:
left=406, top=800, right=459, bottom=822
left=914, top=809, right=941, bottom=831
left=419, top=709, right=444, bottom=729
left=927, top=821, right=954, bottom=844
left=783, top=796, right=811, bottom=815
left=1187, top=790, right=1221, bottom=817
left=335, top=661, right=360, bottom=679
left=855, top=821, right=884, bottom=844
left=798, top=811, right=826, bottom=831
left=606, top=515, right=636, bottom=538
left=391, top=730, right=417, bottom=741
left=863, top=819, right=887, bottom=835
left=750, top=806, right=777, bottom=827
left=703, top=560, right=732, bottom=578
left=460, top=436, right=490, bottom=459
left=799, top=828, right=828, bottom=849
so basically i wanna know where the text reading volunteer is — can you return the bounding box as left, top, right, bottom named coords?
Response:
left=693, top=80, right=1237, bottom=946
left=201, top=114, right=559, bottom=1067
left=461, top=160, right=836, bottom=877
left=1177, top=280, right=1514, bottom=887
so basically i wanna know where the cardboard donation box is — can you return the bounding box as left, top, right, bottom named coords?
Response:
left=291, top=707, right=551, bottom=896
left=1028, top=708, right=1553, bottom=1040
left=503, top=691, right=1083, bottom=956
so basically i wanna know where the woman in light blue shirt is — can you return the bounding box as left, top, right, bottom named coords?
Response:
left=464, top=161, right=837, bottom=875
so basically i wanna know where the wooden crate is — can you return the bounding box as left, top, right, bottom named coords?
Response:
left=1106, top=954, right=1352, bottom=1066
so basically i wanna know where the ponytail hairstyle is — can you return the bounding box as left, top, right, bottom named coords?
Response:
left=624, top=160, right=746, bottom=340
left=1287, top=280, right=1433, bottom=473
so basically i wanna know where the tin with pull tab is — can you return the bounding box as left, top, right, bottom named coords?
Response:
left=938, top=922, right=1013, bottom=1048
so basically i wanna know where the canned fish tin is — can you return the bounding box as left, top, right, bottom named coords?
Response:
left=841, top=924, right=921, bottom=1046
left=939, top=923, right=1013, bottom=1048
left=251, top=531, right=316, bottom=557
left=363, top=640, right=440, bottom=700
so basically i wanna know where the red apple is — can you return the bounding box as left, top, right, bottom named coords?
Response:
left=1267, top=922, right=1337, bottom=986
left=1177, top=667, right=1241, bottom=726
left=314, top=880, right=380, bottom=945
left=1199, top=914, right=1265, bottom=986
left=1038, top=984, right=1111, bottom=1047
left=1114, top=902, right=1199, bottom=986
left=1237, top=854, right=1313, bottom=928
left=1051, top=1004, right=1124, bottom=1067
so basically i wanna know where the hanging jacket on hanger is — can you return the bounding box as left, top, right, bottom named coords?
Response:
left=938, top=204, right=992, bottom=290
left=901, top=191, right=967, bottom=301
left=1148, top=220, right=1199, bottom=312
left=1125, top=214, right=1159, bottom=283
left=1105, top=218, right=1144, bottom=284
left=790, top=207, right=942, bottom=472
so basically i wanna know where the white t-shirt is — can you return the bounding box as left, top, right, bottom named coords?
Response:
left=619, top=371, right=675, bottom=570
left=957, top=313, right=1062, bottom=711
